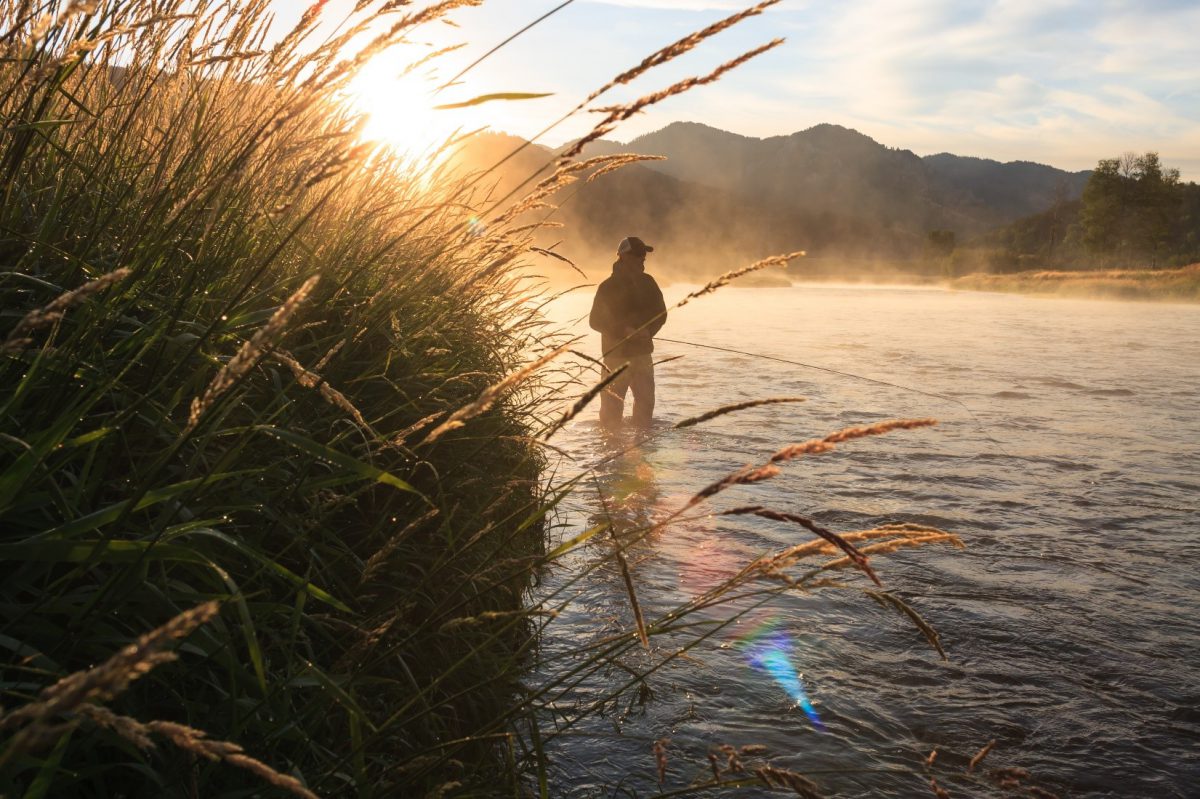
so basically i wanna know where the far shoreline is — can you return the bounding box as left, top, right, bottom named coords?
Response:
left=947, top=263, right=1200, bottom=303
left=733, top=263, right=1200, bottom=303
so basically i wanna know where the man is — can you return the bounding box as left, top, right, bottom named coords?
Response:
left=589, top=236, right=667, bottom=428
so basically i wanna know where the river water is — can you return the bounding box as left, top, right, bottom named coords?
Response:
left=531, top=284, right=1199, bottom=798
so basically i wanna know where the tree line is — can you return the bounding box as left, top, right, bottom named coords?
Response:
left=967, top=152, right=1200, bottom=272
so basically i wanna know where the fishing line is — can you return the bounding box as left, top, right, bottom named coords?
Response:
left=654, top=335, right=1016, bottom=458
left=651, top=336, right=1195, bottom=514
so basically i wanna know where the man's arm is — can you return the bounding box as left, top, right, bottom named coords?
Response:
left=589, top=282, right=615, bottom=333
left=644, top=277, right=667, bottom=337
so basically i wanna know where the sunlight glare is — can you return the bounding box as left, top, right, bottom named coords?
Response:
left=344, top=50, right=461, bottom=160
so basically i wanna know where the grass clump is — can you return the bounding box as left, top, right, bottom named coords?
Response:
left=0, top=2, right=556, bottom=795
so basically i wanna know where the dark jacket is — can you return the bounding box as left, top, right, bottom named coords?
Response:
left=589, top=260, right=667, bottom=358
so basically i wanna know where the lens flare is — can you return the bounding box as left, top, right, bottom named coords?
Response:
left=737, top=620, right=824, bottom=730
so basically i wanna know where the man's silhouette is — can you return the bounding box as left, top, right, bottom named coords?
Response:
left=589, top=236, right=666, bottom=428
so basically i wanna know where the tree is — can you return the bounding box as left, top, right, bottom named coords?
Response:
left=1079, top=157, right=1124, bottom=255
left=1077, top=152, right=1184, bottom=265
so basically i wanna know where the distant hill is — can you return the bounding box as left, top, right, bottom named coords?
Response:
left=923, top=153, right=1090, bottom=226
left=450, top=131, right=922, bottom=281
left=583, top=122, right=1090, bottom=236
left=450, top=124, right=1092, bottom=281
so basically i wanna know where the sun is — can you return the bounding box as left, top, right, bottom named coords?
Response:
left=344, top=51, right=463, bottom=160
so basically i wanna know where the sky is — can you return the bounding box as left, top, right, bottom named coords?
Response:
left=269, top=0, right=1200, bottom=178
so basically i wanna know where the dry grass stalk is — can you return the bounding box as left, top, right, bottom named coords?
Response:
left=314, top=339, right=346, bottom=371
left=926, top=748, right=939, bottom=768
left=496, top=153, right=665, bottom=225
left=686, top=463, right=781, bottom=508
left=3, top=267, right=131, bottom=353
left=685, top=419, right=935, bottom=508
left=0, top=601, right=219, bottom=732
left=146, top=720, right=320, bottom=799
left=541, top=363, right=628, bottom=441
left=770, top=418, right=938, bottom=463
left=740, top=744, right=769, bottom=755
left=674, top=396, right=806, bottom=429
left=707, top=751, right=722, bottom=781
left=360, top=508, right=439, bottom=585
left=968, top=739, right=997, bottom=772
left=307, top=0, right=483, bottom=95
left=77, top=704, right=153, bottom=749
left=186, top=275, right=320, bottom=433
left=616, top=546, right=650, bottom=649
left=584, top=0, right=781, bottom=104
left=419, top=344, right=569, bottom=445
left=722, top=506, right=882, bottom=586
left=492, top=174, right=577, bottom=227
left=398, top=42, right=466, bottom=80
left=562, top=38, right=785, bottom=161
left=675, top=251, right=806, bottom=309
left=332, top=610, right=403, bottom=672
left=776, top=525, right=957, bottom=561
left=585, top=154, right=667, bottom=183
left=425, top=781, right=463, bottom=799
left=272, top=350, right=372, bottom=431
left=822, top=532, right=964, bottom=570
left=864, top=590, right=947, bottom=660
left=755, top=765, right=822, bottom=798
left=390, top=410, right=449, bottom=446
left=0, top=602, right=220, bottom=757
left=718, top=744, right=745, bottom=773
left=653, top=737, right=669, bottom=786
left=529, top=246, right=587, bottom=279
left=439, top=608, right=557, bottom=633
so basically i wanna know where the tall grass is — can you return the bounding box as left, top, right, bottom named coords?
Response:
left=1, top=2, right=976, bottom=797
left=0, top=2, right=562, bottom=795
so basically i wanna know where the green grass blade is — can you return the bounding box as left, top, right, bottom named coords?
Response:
left=0, top=539, right=209, bottom=564
left=545, top=522, right=607, bottom=560
left=35, top=471, right=257, bottom=541
left=433, top=92, right=552, bottom=110
left=257, top=427, right=425, bottom=500
left=176, top=527, right=353, bottom=613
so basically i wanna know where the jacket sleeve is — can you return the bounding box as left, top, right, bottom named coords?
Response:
left=644, top=277, right=667, bottom=337
left=589, top=282, right=615, bottom=333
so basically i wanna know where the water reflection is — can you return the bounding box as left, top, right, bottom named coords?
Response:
left=587, top=426, right=664, bottom=540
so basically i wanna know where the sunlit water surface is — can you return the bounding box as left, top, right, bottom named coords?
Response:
left=532, top=284, right=1199, bottom=798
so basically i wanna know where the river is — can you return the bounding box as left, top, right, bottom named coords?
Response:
left=530, top=283, right=1199, bottom=798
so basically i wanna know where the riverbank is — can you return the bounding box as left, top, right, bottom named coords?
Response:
left=951, top=263, right=1200, bottom=302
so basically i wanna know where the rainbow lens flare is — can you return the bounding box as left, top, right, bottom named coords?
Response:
left=738, top=620, right=824, bottom=731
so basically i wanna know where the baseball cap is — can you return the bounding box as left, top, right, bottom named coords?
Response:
left=616, top=236, right=654, bottom=257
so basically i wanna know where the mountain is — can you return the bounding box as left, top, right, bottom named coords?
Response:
left=580, top=122, right=1091, bottom=236
left=450, top=125, right=1092, bottom=282
left=922, top=153, right=1090, bottom=225
left=450, top=131, right=923, bottom=281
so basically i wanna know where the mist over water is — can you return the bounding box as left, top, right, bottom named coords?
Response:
left=535, top=284, right=1199, bottom=797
